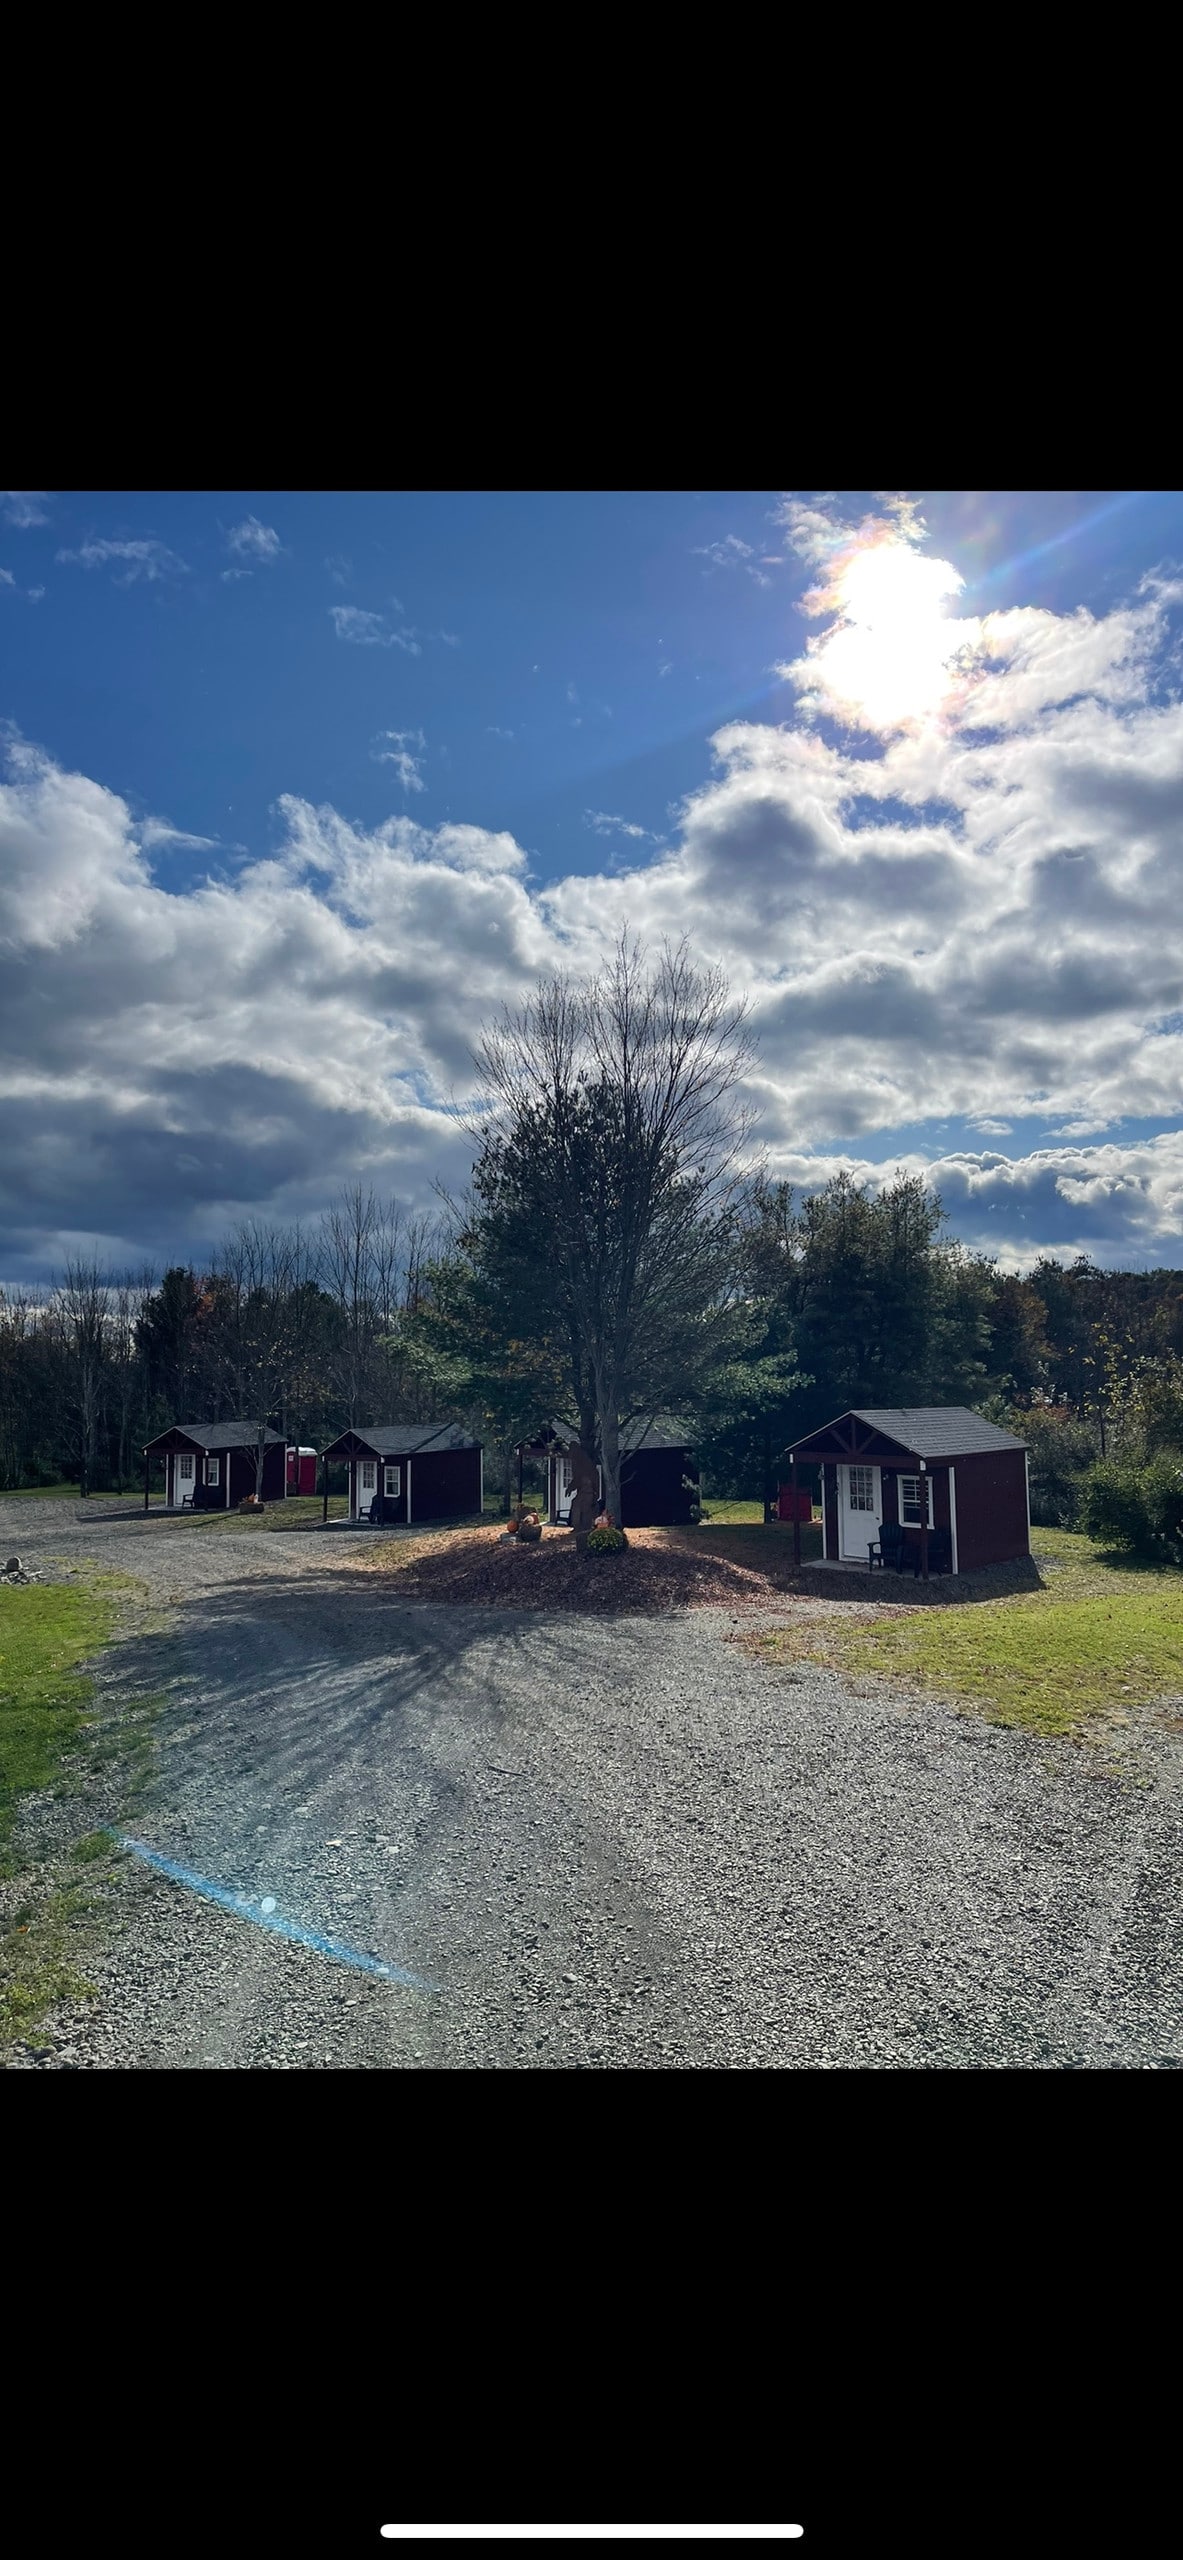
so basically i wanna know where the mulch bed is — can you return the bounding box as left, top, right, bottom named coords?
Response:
left=344, top=1524, right=930, bottom=1615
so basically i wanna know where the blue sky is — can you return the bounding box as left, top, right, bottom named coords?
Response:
left=4, top=487, right=1183, bottom=1282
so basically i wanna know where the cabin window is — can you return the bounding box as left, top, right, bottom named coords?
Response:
left=177, top=1454, right=194, bottom=1482
left=384, top=1464, right=401, bottom=1497
left=900, top=1474, right=934, bottom=1527
left=206, top=1456, right=220, bottom=1487
left=848, top=1465, right=876, bottom=1511
left=360, top=1461, right=377, bottom=1492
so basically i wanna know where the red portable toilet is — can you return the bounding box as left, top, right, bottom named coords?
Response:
left=287, top=1446, right=318, bottom=1495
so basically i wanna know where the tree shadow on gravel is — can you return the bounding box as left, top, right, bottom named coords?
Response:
left=345, top=1526, right=1048, bottom=1614
left=96, top=1568, right=673, bottom=1891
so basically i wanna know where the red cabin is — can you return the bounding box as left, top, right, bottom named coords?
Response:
left=286, top=1446, right=318, bottom=1495
left=785, top=1406, right=1031, bottom=1576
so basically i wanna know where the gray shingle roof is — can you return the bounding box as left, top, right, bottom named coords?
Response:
left=320, top=1422, right=481, bottom=1457
left=792, top=1406, right=1027, bottom=1460
left=538, top=1414, right=694, bottom=1453
left=144, top=1421, right=285, bottom=1452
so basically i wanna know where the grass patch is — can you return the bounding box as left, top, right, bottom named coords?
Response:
left=700, top=1499, right=817, bottom=1526
left=0, top=1482, right=79, bottom=1500
left=71, top=1829, right=115, bottom=1862
left=1, top=1568, right=151, bottom=2051
left=0, top=1581, right=121, bottom=1853
left=194, top=1494, right=349, bottom=1531
left=746, top=1527, right=1183, bottom=1736
left=0, top=1885, right=104, bottom=2042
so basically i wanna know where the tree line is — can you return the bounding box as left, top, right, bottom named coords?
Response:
left=4, top=935, right=1183, bottom=1536
left=0, top=1193, right=450, bottom=1496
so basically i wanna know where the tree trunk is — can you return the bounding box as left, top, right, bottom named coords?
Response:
left=598, top=1396, right=624, bottom=1541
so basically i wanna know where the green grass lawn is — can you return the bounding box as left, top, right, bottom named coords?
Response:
left=0, top=1581, right=122, bottom=1848
left=0, top=1482, right=81, bottom=1500
left=698, top=1499, right=820, bottom=1527
left=748, top=1528, right=1183, bottom=1737
left=0, top=1573, right=140, bottom=2047
left=193, top=1493, right=349, bottom=1530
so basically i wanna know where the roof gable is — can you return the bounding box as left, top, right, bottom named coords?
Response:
left=320, top=1422, right=480, bottom=1457
left=535, top=1414, right=695, bottom=1453
left=790, top=1405, right=1028, bottom=1461
left=143, top=1421, right=285, bottom=1453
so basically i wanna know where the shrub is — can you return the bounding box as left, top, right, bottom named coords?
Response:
left=585, top=1526, right=626, bottom=1554
left=1080, top=1454, right=1183, bottom=1560
left=1018, top=1403, right=1097, bottom=1527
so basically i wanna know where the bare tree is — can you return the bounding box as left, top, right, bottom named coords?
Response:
left=55, top=1256, right=113, bottom=1497
left=319, top=1186, right=411, bottom=1426
left=471, top=933, right=756, bottom=1532
left=210, top=1222, right=311, bottom=1499
left=108, top=1266, right=156, bottom=1490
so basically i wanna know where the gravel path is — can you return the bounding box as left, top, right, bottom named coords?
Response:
left=4, top=1496, right=1183, bottom=2070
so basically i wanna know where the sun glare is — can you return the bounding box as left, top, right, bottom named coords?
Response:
left=797, top=533, right=980, bottom=732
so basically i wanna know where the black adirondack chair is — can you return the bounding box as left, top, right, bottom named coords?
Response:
left=868, top=1520, right=906, bottom=1572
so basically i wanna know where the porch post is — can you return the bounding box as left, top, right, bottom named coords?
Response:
left=322, top=1453, right=329, bottom=1524
left=406, top=1458, right=413, bottom=1526
left=143, top=1447, right=149, bottom=1512
left=791, top=1456, right=801, bottom=1571
left=517, top=1442, right=524, bottom=1511
left=920, top=1460, right=930, bottom=1580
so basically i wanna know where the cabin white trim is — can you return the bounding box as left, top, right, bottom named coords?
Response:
left=948, top=1465, right=959, bottom=1575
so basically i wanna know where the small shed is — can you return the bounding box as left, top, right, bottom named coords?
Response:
left=286, top=1446, right=318, bottom=1496
left=524, top=1416, right=699, bottom=1529
left=318, top=1423, right=483, bottom=1525
left=142, top=1422, right=287, bottom=1511
left=784, top=1406, right=1030, bottom=1576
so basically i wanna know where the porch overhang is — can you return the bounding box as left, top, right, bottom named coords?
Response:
left=787, top=1415, right=927, bottom=1466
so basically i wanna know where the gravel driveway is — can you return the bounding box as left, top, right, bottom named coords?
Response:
left=5, top=1497, right=1183, bottom=2069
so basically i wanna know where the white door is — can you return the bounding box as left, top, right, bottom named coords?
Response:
left=174, top=1451, right=195, bottom=1506
left=355, top=1457, right=377, bottom=1517
left=555, top=1455, right=573, bottom=1520
left=839, top=1461, right=881, bottom=1562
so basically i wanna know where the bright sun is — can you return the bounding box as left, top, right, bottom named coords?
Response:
left=798, top=535, right=980, bottom=732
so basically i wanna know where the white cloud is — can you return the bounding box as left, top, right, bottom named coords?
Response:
left=487, top=726, right=516, bottom=742
left=7, top=522, right=1183, bottom=1273
left=56, top=537, right=187, bottom=584
left=584, top=810, right=655, bottom=842
left=0, top=568, right=14, bottom=587
left=139, top=819, right=221, bottom=854
left=225, top=515, right=283, bottom=562
left=2, top=492, right=50, bottom=528
left=330, top=606, right=421, bottom=652
left=694, top=533, right=770, bottom=585
left=373, top=729, right=427, bottom=792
